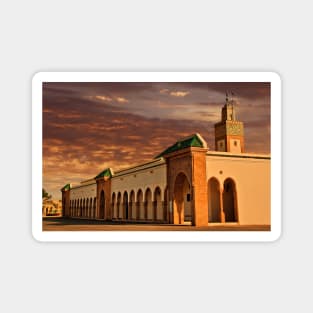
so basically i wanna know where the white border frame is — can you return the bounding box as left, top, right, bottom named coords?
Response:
left=32, top=72, right=281, bottom=242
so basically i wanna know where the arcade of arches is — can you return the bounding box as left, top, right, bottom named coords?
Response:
left=66, top=176, right=238, bottom=225
left=110, top=186, right=168, bottom=221
left=208, top=177, right=237, bottom=223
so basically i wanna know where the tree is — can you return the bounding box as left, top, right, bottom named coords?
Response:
left=42, top=188, right=52, bottom=199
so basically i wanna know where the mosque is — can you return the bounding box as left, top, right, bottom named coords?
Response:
left=61, top=96, right=271, bottom=227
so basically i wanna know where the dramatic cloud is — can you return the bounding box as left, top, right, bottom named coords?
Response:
left=42, top=82, right=270, bottom=199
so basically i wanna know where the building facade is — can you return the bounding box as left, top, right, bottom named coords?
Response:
left=61, top=100, right=270, bottom=227
left=42, top=199, right=62, bottom=217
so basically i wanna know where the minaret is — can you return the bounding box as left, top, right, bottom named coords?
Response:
left=214, top=92, right=244, bottom=153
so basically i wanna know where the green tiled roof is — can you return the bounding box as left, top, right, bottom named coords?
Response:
left=155, top=134, right=205, bottom=158
left=95, top=168, right=113, bottom=179
left=61, top=183, right=71, bottom=191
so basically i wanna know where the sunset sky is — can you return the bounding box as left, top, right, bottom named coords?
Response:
left=43, top=82, right=270, bottom=199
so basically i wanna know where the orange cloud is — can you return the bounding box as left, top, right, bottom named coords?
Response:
left=170, top=91, right=190, bottom=97
left=116, top=97, right=129, bottom=103
left=95, top=95, right=113, bottom=102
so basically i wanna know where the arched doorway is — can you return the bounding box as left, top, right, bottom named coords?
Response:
left=130, top=190, right=135, bottom=220
left=99, top=190, right=105, bottom=219
left=89, top=197, right=92, bottom=218
left=145, top=188, right=153, bottom=220
left=164, top=186, right=168, bottom=222
left=86, top=198, right=89, bottom=218
left=89, top=198, right=93, bottom=218
left=123, top=191, right=129, bottom=220
left=93, top=197, right=96, bottom=218
left=137, top=189, right=144, bottom=220
left=223, top=178, right=237, bottom=222
left=154, top=187, right=162, bottom=221
left=173, top=172, right=191, bottom=224
left=208, top=177, right=221, bottom=222
left=111, top=193, right=116, bottom=219
left=117, top=192, right=122, bottom=219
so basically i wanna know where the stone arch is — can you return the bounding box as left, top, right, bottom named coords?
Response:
left=88, top=198, right=92, bottom=218
left=99, top=190, right=105, bottom=219
left=164, top=186, right=168, bottom=222
left=117, top=192, right=122, bottom=219
left=72, top=200, right=75, bottom=216
left=89, top=197, right=92, bottom=218
left=130, top=190, right=136, bottom=220
left=208, top=177, right=221, bottom=223
left=173, top=172, right=192, bottom=224
left=83, top=198, right=86, bottom=217
left=111, top=192, right=116, bottom=219
left=123, top=191, right=129, bottom=220
left=137, top=189, right=144, bottom=220
left=223, top=178, right=238, bottom=222
left=86, top=198, right=89, bottom=218
left=93, top=197, right=96, bottom=219
left=145, top=188, right=153, bottom=220
left=154, top=186, right=163, bottom=221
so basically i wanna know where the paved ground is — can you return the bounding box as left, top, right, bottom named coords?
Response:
left=43, top=217, right=270, bottom=231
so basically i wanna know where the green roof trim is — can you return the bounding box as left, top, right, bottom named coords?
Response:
left=95, top=168, right=113, bottom=179
left=61, top=183, right=71, bottom=191
left=155, top=134, right=206, bottom=158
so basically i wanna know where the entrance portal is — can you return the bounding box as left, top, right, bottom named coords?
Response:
left=173, top=172, right=192, bottom=224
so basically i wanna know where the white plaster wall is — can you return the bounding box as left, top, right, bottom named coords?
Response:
left=111, top=162, right=167, bottom=201
left=70, top=182, right=97, bottom=201
left=206, top=153, right=270, bottom=225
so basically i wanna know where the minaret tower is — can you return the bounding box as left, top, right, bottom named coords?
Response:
left=214, top=92, right=244, bottom=153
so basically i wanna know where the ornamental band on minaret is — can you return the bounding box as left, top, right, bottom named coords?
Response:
left=214, top=91, right=244, bottom=153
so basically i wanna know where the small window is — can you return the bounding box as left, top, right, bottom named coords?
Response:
left=186, top=194, right=191, bottom=202
left=234, top=141, right=237, bottom=146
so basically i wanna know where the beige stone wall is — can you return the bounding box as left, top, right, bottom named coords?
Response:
left=70, top=181, right=97, bottom=200
left=111, top=159, right=167, bottom=201
left=69, top=181, right=97, bottom=218
left=206, top=152, right=270, bottom=225
left=110, top=158, right=167, bottom=221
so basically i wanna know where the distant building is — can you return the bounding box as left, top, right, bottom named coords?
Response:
left=61, top=97, right=270, bottom=227
left=42, top=198, right=62, bottom=216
